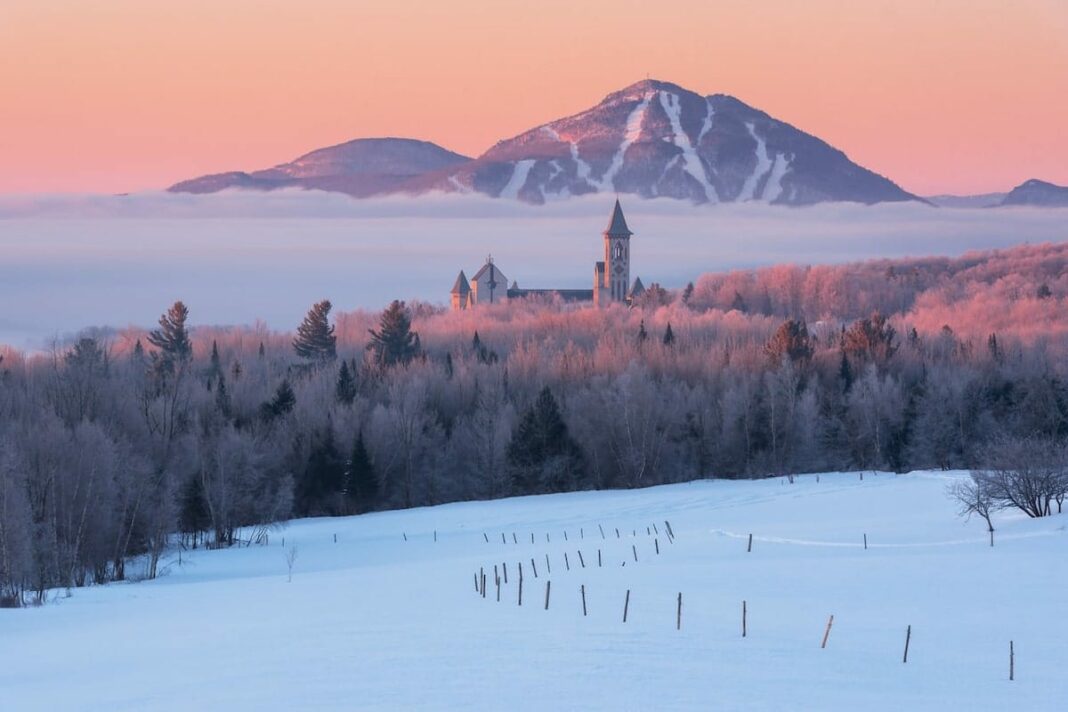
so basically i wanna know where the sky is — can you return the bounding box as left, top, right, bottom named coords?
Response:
left=0, top=0, right=1066, bottom=196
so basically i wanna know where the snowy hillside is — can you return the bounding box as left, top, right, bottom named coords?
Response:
left=2, top=471, right=1065, bottom=711
left=422, top=80, right=917, bottom=206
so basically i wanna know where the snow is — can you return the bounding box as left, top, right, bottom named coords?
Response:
left=542, top=125, right=594, bottom=190
left=598, top=93, right=651, bottom=190
left=739, top=121, right=774, bottom=201
left=2, top=471, right=1066, bottom=710
left=498, top=160, right=536, bottom=200
left=659, top=92, right=719, bottom=202
left=763, top=152, right=792, bottom=202
left=697, top=97, right=716, bottom=146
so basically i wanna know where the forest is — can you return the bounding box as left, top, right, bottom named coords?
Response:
left=1, top=240, right=1067, bottom=605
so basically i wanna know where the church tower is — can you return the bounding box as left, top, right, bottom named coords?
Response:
left=595, top=199, right=633, bottom=306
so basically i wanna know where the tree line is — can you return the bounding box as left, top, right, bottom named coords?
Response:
left=1, top=242, right=1066, bottom=606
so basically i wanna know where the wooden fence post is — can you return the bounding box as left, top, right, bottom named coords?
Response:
left=599, top=524, right=605, bottom=539
left=544, top=580, right=551, bottom=610
left=564, top=531, right=568, bottom=541
left=1009, top=640, right=1014, bottom=681
left=655, top=538, right=660, bottom=555
left=677, top=593, right=682, bottom=630
left=632, top=544, right=638, bottom=562
left=615, top=528, right=620, bottom=539
left=565, top=552, right=570, bottom=571
left=496, top=576, right=501, bottom=602
left=483, top=532, right=489, bottom=543
left=653, top=523, right=659, bottom=535
left=598, top=549, right=602, bottom=567
left=821, top=615, right=834, bottom=648
left=513, top=532, right=517, bottom=544
left=518, top=575, right=523, bottom=606
left=863, top=533, right=868, bottom=550
left=747, top=533, right=753, bottom=553
left=503, top=562, right=508, bottom=584
left=474, top=572, right=479, bottom=593
left=502, top=533, right=506, bottom=544
left=903, top=625, right=911, bottom=663
left=623, top=590, right=631, bottom=623
left=403, top=532, right=407, bottom=542
left=665, top=520, right=674, bottom=539
left=580, top=528, right=584, bottom=539
left=546, top=553, right=551, bottom=574
left=578, top=550, right=585, bottom=568
left=531, top=558, right=538, bottom=578
left=581, top=584, right=587, bottom=616
left=742, top=600, right=747, bottom=637
left=432, top=531, right=435, bottom=543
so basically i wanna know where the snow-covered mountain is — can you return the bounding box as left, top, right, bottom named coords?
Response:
left=168, top=138, right=470, bottom=197
left=998, top=178, right=1068, bottom=207
left=169, top=80, right=919, bottom=205
left=415, top=80, right=917, bottom=206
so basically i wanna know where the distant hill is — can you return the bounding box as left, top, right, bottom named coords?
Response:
left=168, top=138, right=471, bottom=197
left=169, top=79, right=920, bottom=206
left=925, top=193, right=1006, bottom=208
left=999, top=179, right=1068, bottom=207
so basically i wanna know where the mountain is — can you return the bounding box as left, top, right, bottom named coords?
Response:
left=925, top=193, right=1006, bottom=208
left=998, top=179, right=1068, bottom=207
left=414, top=80, right=918, bottom=206
left=168, top=80, right=919, bottom=206
left=168, top=138, right=471, bottom=197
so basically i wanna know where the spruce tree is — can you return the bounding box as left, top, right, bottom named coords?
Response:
left=178, top=474, right=211, bottom=547
left=209, top=340, right=221, bottom=376
left=214, top=372, right=231, bottom=416
left=681, top=281, right=695, bottom=305
left=147, top=301, right=192, bottom=374
left=346, top=432, right=377, bottom=512
left=260, top=379, right=296, bottom=422
left=765, top=319, right=813, bottom=366
left=368, top=300, right=420, bottom=368
left=131, top=338, right=145, bottom=365
left=507, top=387, right=586, bottom=494
left=293, top=300, right=337, bottom=362
left=637, top=320, right=649, bottom=345
left=662, top=322, right=675, bottom=346
left=336, top=360, right=357, bottom=405
left=296, top=428, right=346, bottom=515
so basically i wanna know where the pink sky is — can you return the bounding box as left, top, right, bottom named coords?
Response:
left=1, top=0, right=1065, bottom=196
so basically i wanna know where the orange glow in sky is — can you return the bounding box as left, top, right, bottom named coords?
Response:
left=1, top=0, right=1065, bottom=195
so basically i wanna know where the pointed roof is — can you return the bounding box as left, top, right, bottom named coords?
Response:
left=629, top=276, right=645, bottom=296
left=605, top=199, right=633, bottom=237
left=451, top=270, right=470, bottom=294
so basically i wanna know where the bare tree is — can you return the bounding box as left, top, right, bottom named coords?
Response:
left=949, top=475, right=1000, bottom=546
left=285, top=545, right=298, bottom=583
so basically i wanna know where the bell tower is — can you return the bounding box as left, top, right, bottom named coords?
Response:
left=601, top=199, right=633, bottom=304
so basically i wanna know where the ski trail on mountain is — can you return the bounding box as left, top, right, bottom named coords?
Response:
left=659, top=92, right=719, bottom=202
left=499, top=159, right=536, bottom=200
left=763, top=153, right=791, bottom=202
left=598, top=93, right=651, bottom=190
left=739, top=122, right=774, bottom=201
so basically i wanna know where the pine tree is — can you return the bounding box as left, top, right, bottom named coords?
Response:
left=681, top=281, right=695, bottom=305
left=662, top=322, right=675, bottom=346
left=214, top=372, right=231, bottom=416
left=131, top=338, right=145, bottom=365
left=765, top=319, right=813, bottom=366
left=336, top=360, right=356, bottom=405
left=260, top=379, right=296, bottom=422
left=444, top=352, right=454, bottom=380
left=147, top=301, right=192, bottom=374
left=346, top=431, right=377, bottom=512
left=367, top=300, right=420, bottom=368
left=209, top=340, right=221, bottom=375
left=178, top=474, right=211, bottom=547
left=293, top=300, right=337, bottom=362
left=507, top=387, right=586, bottom=494
left=258, top=341, right=266, bottom=359
left=637, top=320, right=649, bottom=345
left=296, top=428, right=346, bottom=515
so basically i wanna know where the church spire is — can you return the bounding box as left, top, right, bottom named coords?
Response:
left=605, top=199, right=633, bottom=237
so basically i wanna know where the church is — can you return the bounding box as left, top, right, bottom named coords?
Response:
left=450, top=200, right=646, bottom=310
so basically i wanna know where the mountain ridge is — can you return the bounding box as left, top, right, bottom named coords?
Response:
left=169, top=79, right=922, bottom=205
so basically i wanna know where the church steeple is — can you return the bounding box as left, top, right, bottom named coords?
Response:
left=597, top=199, right=633, bottom=305
left=605, top=198, right=633, bottom=237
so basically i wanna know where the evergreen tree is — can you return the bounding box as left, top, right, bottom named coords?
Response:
left=214, top=372, right=231, bottom=416
left=988, top=333, right=1002, bottom=363
left=258, top=341, right=265, bottom=359
left=260, top=379, right=296, bottom=422
left=507, top=387, right=586, bottom=494
left=293, top=300, right=337, bottom=362
left=444, top=352, right=454, bottom=380
left=296, top=428, right=346, bottom=515
left=730, top=291, right=748, bottom=313
left=838, top=351, right=854, bottom=392
left=178, top=474, right=211, bottom=547
left=681, top=281, right=695, bottom=305
left=209, top=340, right=221, bottom=375
left=336, top=360, right=357, bottom=405
left=637, top=320, right=649, bottom=345
left=147, top=301, right=192, bottom=374
left=368, top=300, right=420, bottom=368
left=131, top=338, right=145, bottom=365
left=345, top=431, right=377, bottom=512
left=662, top=322, right=675, bottom=346
left=843, top=312, right=897, bottom=365
left=765, top=319, right=813, bottom=366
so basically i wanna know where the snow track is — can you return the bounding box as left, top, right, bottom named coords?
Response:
left=659, top=92, right=719, bottom=202
left=597, top=93, right=651, bottom=190
left=739, top=122, right=774, bottom=201
left=499, top=159, right=536, bottom=200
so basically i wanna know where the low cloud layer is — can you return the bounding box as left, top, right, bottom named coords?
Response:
left=1, top=190, right=1065, bottom=348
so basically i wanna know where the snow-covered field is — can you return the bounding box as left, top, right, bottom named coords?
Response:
left=2, top=471, right=1066, bottom=710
